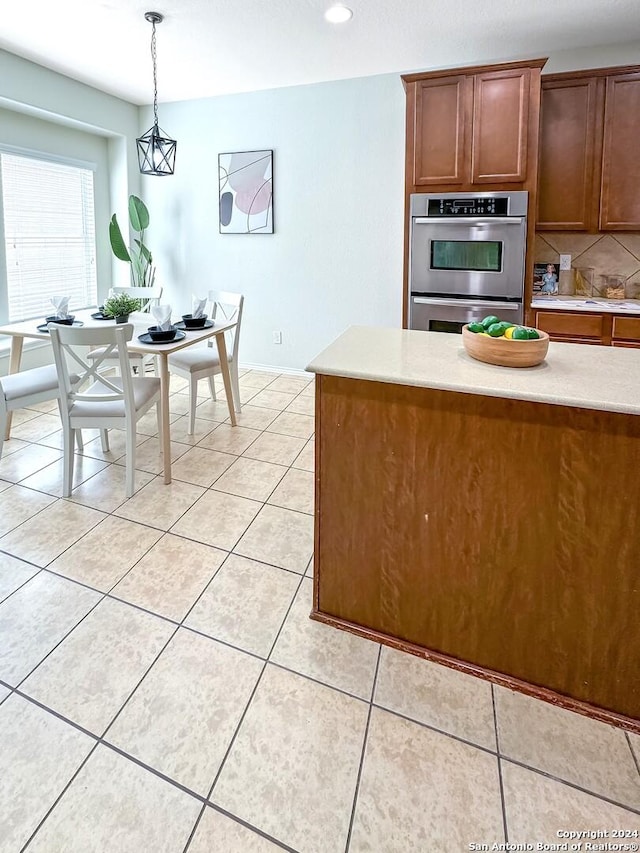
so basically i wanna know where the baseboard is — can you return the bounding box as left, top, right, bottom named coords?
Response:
left=239, top=362, right=313, bottom=379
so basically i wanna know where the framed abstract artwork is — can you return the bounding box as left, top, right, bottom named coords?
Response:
left=218, top=150, right=273, bottom=234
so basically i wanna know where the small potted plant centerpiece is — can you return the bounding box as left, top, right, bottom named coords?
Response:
left=103, top=292, right=142, bottom=323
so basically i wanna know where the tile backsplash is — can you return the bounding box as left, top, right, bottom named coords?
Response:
left=534, top=232, right=640, bottom=298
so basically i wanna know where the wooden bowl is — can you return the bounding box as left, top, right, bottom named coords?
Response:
left=462, top=325, right=550, bottom=368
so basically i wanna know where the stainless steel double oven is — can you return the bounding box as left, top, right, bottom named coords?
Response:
left=408, top=191, right=528, bottom=333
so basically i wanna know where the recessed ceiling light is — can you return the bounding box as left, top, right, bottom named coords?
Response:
left=325, top=5, right=353, bottom=23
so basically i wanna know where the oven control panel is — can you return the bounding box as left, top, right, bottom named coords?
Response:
left=427, top=197, right=509, bottom=216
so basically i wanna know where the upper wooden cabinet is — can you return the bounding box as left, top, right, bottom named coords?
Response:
left=600, top=70, right=640, bottom=229
left=537, top=77, right=603, bottom=230
left=403, top=59, right=546, bottom=192
left=537, top=66, right=640, bottom=231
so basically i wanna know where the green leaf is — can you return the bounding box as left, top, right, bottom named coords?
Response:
left=134, top=239, right=152, bottom=264
left=129, top=195, right=149, bottom=232
left=109, top=215, right=131, bottom=262
left=131, top=252, right=144, bottom=285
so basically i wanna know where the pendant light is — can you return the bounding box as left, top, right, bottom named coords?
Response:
left=136, top=11, right=177, bottom=176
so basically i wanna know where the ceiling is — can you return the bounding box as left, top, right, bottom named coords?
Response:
left=3, top=0, right=640, bottom=105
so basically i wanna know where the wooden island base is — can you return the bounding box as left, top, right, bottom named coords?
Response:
left=312, top=374, right=640, bottom=732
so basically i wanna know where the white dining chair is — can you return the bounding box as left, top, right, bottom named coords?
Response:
left=49, top=323, right=161, bottom=498
left=168, top=291, right=244, bottom=434
left=0, top=365, right=84, bottom=459
left=90, top=285, right=163, bottom=376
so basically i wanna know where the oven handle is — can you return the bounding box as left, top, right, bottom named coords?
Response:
left=413, top=217, right=524, bottom=225
left=413, top=297, right=521, bottom=310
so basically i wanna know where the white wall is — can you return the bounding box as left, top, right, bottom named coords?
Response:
left=542, top=39, right=640, bottom=74
left=140, top=74, right=406, bottom=371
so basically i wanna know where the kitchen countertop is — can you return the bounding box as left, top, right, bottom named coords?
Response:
left=306, top=326, right=640, bottom=416
left=531, top=296, right=640, bottom=314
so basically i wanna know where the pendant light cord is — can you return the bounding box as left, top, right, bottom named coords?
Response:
left=151, top=19, right=159, bottom=130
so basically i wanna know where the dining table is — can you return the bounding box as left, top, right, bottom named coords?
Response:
left=0, top=308, right=238, bottom=484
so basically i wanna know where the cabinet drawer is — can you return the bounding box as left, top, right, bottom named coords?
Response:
left=550, top=336, right=602, bottom=345
left=536, top=311, right=603, bottom=338
left=612, top=340, right=640, bottom=348
left=612, top=316, right=640, bottom=341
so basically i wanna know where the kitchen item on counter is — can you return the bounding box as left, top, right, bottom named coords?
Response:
left=462, top=324, right=549, bottom=368
left=604, top=275, right=625, bottom=299
left=558, top=268, right=576, bottom=295
left=408, top=191, right=527, bottom=333
left=574, top=267, right=595, bottom=297
left=625, top=277, right=640, bottom=299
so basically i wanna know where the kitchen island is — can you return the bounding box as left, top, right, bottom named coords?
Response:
left=307, top=327, right=640, bottom=730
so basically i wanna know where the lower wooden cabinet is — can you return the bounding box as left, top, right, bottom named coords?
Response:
left=534, top=309, right=640, bottom=346
left=313, top=374, right=640, bottom=724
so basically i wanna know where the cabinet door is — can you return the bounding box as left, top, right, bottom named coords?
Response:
left=412, top=76, right=468, bottom=186
left=471, top=68, right=530, bottom=183
left=600, top=71, right=640, bottom=229
left=612, top=316, right=640, bottom=342
left=537, top=78, right=602, bottom=230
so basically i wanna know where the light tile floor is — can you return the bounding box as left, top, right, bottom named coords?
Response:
left=0, top=367, right=638, bottom=853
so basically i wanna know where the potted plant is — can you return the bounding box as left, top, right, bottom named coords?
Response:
left=109, top=195, right=156, bottom=290
left=103, top=292, right=142, bottom=323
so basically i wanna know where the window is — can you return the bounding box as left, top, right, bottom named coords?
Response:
left=1, top=151, right=97, bottom=322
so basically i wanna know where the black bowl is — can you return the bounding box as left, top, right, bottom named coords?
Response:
left=46, top=315, right=75, bottom=325
left=182, top=314, right=208, bottom=329
left=147, top=325, right=177, bottom=342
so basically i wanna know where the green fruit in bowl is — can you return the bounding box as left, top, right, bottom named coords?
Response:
left=487, top=322, right=505, bottom=337
left=481, top=315, right=500, bottom=330
left=526, top=328, right=540, bottom=339
left=486, top=321, right=513, bottom=337
left=467, top=322, right=485, bottom=333
left=512, top=326, right=530, bottom=340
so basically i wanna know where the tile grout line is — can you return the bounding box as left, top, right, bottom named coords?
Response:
left=624, top=731, right=640, bottom=778
left=97, top=543, right=244, bottom=746
left=181, top=567, right=308, bottom=853
left=492, top=684, right=509, bottom=843
left=499, top=754, right=640, bottom=818
left=19, top=740, right=102, bottom=852
left=343, top=644, right=382, bottom=853
left=0, top=567, right=44, bottom=607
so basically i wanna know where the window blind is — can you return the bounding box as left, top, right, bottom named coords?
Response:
left=1, top=153, right=97, bottom=322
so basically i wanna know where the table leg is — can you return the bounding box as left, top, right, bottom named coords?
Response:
left=216, top=333, right=237, bottom=426
left=4, top=336, right=24, bottom=440
left=158, top=353, right=172, bottom=484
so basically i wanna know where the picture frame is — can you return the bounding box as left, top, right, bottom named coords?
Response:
left=533, top=262, right=559, bottom=295
left=218, top=149, right=273, bottom=234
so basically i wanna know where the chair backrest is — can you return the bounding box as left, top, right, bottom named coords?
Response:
left=112, top=285, right=163, bottom=313
left=49, top=324, right=136, bottom=420
left=208, top=291, right=244, bottom=362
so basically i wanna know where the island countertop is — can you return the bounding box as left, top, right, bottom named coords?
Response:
left=306, top=326, right=640, bottom=416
